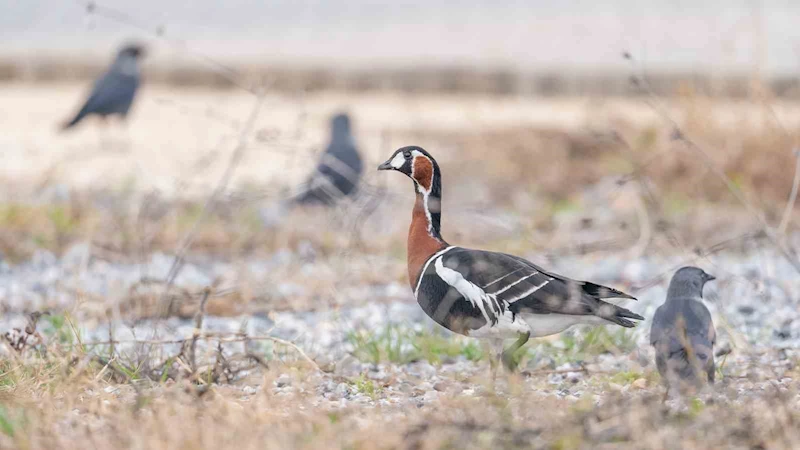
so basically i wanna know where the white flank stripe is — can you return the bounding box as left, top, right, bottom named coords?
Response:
left=482, top=267, right=525, bottom=288
left=434, top=256, right=502, bottom=324
left=507, top=278, right=554, bottom=303
left=492, top=272, right=539, bottom=296
left=413, top=246, right=455, bottom=297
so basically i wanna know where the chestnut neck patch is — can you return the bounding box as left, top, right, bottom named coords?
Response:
left=412, top=156, right=433, bottom=192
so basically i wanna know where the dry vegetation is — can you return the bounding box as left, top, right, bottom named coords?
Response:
left=2, top=65, right=800, bottom=448
left=0, top=339, right=797, bottom=450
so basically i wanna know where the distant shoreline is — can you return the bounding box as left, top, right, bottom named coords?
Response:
left=1, top=57, right=797, bottom=98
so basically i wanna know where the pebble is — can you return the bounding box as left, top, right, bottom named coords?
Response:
left=367, top=370, right=388, bottom=381
left=242, top=386, right=257, bottom=395
left=422, top=391, right=438, bottom=403
left=334, top=383, right=350, bottom=398
left=275, top=374, right=291, bottom=388
left=608, top=383, right=624, bottom=392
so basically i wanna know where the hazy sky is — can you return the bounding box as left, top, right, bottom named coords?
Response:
left=3, top=0, right=799, bottom=74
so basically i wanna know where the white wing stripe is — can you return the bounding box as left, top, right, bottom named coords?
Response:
left=414, top=246, right=455, bottom=297
left=506, top=278, right=554, bottom=303
left=482, top=267, right=525, bottom=288
left=492, top=272, right=539, bottom=296
left=434, top=256, right=503, bottom=324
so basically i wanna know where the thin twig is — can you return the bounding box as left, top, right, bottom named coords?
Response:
left=79, top=1, right=258, bottom=94
left=190, top=287, right=212, bottom=373
left=94, top=355, right=116, bottom=381
left=107, top=314, right=115, bottom=360
left=79, top=334, right=320, bottom=371
left=159, top=94, right=265, bottom=315
left=522, top=367, right=613, bottom=377
left=90, top=355, right=131, bottom=383
left=245, top=352, right=270, bottom=369
left=65, top=314, right=85, bottom=351
left=627, top=182, right=652, bottom=259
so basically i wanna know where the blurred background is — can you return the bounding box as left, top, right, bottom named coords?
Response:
left=0, top=1, right=799, bottom=449
left=4, top=0, right=800, bottom=73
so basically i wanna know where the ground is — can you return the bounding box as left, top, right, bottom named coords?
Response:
left=0, top=82, right=798, bottom=449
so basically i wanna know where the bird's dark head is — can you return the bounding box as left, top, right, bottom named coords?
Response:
left=331, top=113, right=351, bottom=134
left=118, top=43, right=146, bottom=59
left=667, top=266, right=715, bottom=300
left=378, top=146, right=441, bottom=196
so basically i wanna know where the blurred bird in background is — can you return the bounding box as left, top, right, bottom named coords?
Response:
left=61, top=43, right=145, bottom=131
left=650, top=266, right=717, bottom=398
left=259, top=112, right=365, bottom=228
left=293, top=112, right=364, bottom=205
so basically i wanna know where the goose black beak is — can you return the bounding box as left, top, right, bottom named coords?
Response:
left=704, top=273, right=716, bottom=282
left=377, top=160, right=393, bottom=171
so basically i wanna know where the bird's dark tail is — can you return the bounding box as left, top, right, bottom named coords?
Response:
left=60, top=110, right=86, bottom=131
left=581, top=280, right=637, bottom=300
left=598, top=303, right=645, bottom=328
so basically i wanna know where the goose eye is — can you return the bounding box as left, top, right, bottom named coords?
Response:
left=403, top=151, right=411, bottom=159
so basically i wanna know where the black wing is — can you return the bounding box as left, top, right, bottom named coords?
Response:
left=503, top=253, right=636, bottom=300
left=295, top=142, right=362, bottom=205
left=439, top=248, right=643, bottom=325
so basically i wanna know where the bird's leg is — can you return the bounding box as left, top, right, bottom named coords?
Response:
left=501, top=332, right=530, bottom=372
left=482, top=340, right=497, bottom=381
left=482, top=339, right=505, bottom=386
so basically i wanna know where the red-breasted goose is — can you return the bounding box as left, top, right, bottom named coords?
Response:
left=378, top=146, right=643, bottom=371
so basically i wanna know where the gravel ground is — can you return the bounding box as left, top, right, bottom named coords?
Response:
left=2, top=237, right=799, bottom=346
left=1, top=239, right=798, bottom=406
left=0, top=219, right=798, bottom=450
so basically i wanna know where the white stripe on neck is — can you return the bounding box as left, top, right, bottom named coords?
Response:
left=410, top=152, right=439, bottom=239
left=414, top=246, right=455, bottom=297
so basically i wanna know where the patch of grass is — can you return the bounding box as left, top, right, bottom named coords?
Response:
left=46, top=205, right=78, bottom=236
left=549, top=198, right=580, bottom=215
left=460, top=341, right=484, bottom=362
left=689, top=397, right=705, bottom=417
left=351, top=374, right=380, bottom=400
left=327, top=412, right=340, bottom=424
left=42, top=313, right=79, bottom=347
left=610, top=370, right=643, bottom=385
left=0, top=358, right=67, bottom=393
left=552, top=433, right=583, bottom=450
left=347, top=325, right=413, bottom=365
left=537, top=326, right=637, bottom=366
left=0, top=405, right=20, bottom=438
left=347, top=326, right=484, bottom=365
left=413, top=333, right=484, bottom=364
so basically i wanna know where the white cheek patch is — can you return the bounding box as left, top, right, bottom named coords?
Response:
left=390, top=152, right=406, bottom=169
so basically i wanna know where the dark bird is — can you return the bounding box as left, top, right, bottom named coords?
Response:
left=378, top=146, right=643, bottom=372
left=61, top=43, right=145, bottom=130
left=650, top=266, right=717, bottom=395
left=294, top=113, right=363, bottom=205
